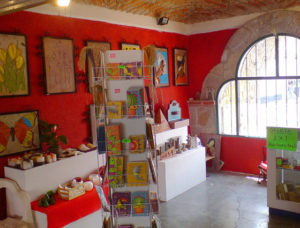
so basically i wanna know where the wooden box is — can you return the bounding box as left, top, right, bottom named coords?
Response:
left=169, top=119, right=189, bottom=129
left=58, top=182, right=85, bottom=200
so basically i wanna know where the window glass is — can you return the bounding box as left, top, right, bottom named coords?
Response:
left=218, top=35, right=300, bottom=137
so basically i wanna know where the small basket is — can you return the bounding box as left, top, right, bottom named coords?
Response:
left=58, top=182, right=85, bottom=200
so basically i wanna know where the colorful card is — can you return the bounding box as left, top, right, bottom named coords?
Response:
left=127, top=162, right=148, bottom=186
left=105, top=63, right=120, bottom=79
left=127, top=87, right=144, bottom=118
left=113, top=192, right=131, bottom=217
left=132, top=191, right=149, bottom=216
left=106, top=125, right=121, bottom=156
left=129, top=134, right=145, bottom=153
left=107, top=101, right=125, bottom=119
left=120, top=61, right=142, bottom=79
left=108, top=156, right=124, bottom=187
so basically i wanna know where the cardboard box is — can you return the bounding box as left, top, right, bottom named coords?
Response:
left=169, top=119, right=189, bottom=129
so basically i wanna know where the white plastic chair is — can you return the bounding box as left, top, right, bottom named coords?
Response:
left=0, top=178, right=34, bottom=228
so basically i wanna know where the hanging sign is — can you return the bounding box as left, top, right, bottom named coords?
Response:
left=267, top=127, right=298, bottom=151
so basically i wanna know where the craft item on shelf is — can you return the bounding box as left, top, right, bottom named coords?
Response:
left=127, top=162, right=148, bottom=186
left=167, top=100, right=181, bottom=121
left=129, top=135, right=145, bottom=153
left=127, top=87, right=144, bottom=118
left=169, top=119, right=190, bottom=129
left=105, top=63, right=120, bottom=79
left=87, top=143, right=97, bottom=149
left=131, top=191, right=149, bottom=216
left=7, top=157, right=22, bottom=169
left=112, top=192, right=131, bottom=217
left=119, top=62, right=143, bottom=79
left=30, top=153, right=45, bottom=166
left=187, top=135, right=198, bottom=149
left=20, top=159, right=33, bottom=170
left=108, top=156, right=124, bottom=188
left=150, top=192, right=159, bottom=214
left=58, top=180, right=85, bottom=200
left=89, top=174, right=103, bottom=186
left=45, top=153, right=57, bottom=163
left=147, top=153, right=157, bottom=184
left=60, top=148, right=82, bottom=158
left=152, top=109, right=171, bottom=133
left=83, top=181, right=94, bottom=191
left=160, top=146, right=176, bottom=160
left=107, top=101, right=125, bottom=119
left=77, top=144, right=91, bottom=152
left=106, top=125, right=122, bottom=156
left=39, top=190, right=56, bottom=208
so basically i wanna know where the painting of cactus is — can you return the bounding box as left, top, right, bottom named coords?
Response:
left=0, top=33, right=29, bottom=97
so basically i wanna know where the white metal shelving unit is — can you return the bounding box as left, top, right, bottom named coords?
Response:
left=90, top=50, right=159, bottom=228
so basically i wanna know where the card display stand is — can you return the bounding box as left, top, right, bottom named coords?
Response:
left=90, top=50, right=159, bottom=228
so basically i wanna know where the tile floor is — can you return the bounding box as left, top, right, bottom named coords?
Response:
left=158, top=172, right=300, bottom=228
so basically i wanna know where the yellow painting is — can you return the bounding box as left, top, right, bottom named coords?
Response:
left=127, top=161, right=148, bottom=186
left=121, top=43, right=140, bottom=50
left=0, top=33, right=29, bottom=97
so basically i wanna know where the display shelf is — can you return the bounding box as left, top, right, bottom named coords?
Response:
left=267, top=127, right=300, bottom=215
left=90, top=50, right=159, bottom=227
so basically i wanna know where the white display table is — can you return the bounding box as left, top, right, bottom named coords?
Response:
left=158, top=147, right=206, bottom=201
left=4, top=150, right=105, bottom=227
left=154, top=126, right=206, bottom=201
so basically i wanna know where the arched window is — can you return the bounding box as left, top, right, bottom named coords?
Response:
left=218, top=34, right=300, bottom=137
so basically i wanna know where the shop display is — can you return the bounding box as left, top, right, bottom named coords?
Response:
left=90, top=50, right=159, bottom=227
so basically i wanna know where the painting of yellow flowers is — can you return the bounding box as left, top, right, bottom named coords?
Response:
left=0, top=33, right=29, bottom=97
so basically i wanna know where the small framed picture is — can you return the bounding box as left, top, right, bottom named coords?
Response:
left=42, top=36, right=76, bottom=95
left=0, top=33, right=30, bottom=97
left=121, top=43, right=140, bottom=50
left=154, top=47, right=169, bottom=87
left=0, top=110, right=40, bottom=157
left=173, top=48, right=188, bottom=86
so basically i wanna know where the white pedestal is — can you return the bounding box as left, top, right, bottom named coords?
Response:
left=158, top=147, right=206, bottom=201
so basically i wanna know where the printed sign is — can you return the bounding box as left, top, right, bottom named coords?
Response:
left=267, top=127, right=298, bottom=151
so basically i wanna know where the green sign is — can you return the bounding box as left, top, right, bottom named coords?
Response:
left=118, top=65, right=125, bottom=69
left=267, top=127, right=298, bottom=151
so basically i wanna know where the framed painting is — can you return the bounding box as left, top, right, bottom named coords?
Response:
left=0, top=33, right=29, bottom=97
left=0, top=110, right=40, bottom=157
left=86, top=41, right=111, bottom=91
left=42, top=36, right=76, bottom=95
left=154, top=47, right=169, bottom=87
left=121, top=43, right=140, bottom=50
left=173, top=48, right=188, bottom=86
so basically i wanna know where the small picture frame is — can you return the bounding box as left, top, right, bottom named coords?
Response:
left=0, top=33, right=30, bottom=97
left=154, top=47, right=169, bottom=87
left=42, top=36, right=76, bottom=95
left=86, top=41, right=111, bottom=91
left=121, top=43, right=140, bottom=50
left=0, top=110, right=40, bottom=157
left=173, top=48, right=188, bottom=86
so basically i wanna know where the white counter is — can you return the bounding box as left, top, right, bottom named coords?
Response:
left=158, top=146, right=206, bottom=201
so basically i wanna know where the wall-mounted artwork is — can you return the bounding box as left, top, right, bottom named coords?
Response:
left=0, top=33, right=29, bottom=97
left=0, top=110, right=40, bottom=157
left=86, top=41, right=111, bottom=91
left=155, top=47, right=169, bottom=87
left=121, top=43, right=140, bottom=50
left=173, top=48, right=188, bottom=86
left=42, top=36, right=76, bottom=95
